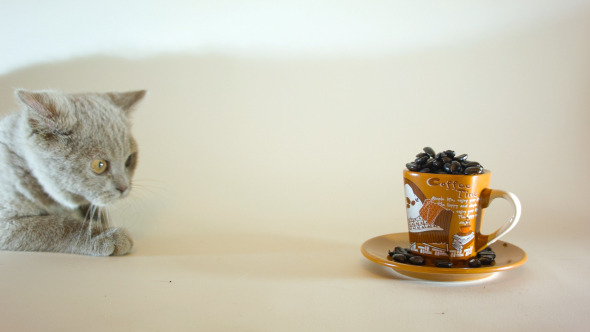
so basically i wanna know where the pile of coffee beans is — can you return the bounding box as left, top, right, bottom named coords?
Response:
left=469, top=247, right=496, bottom=267
left=387, top=247, right=496, bottom=268
left=406, top=147, right=484, bottom=175
left=388, top=247, right=425, bottom=265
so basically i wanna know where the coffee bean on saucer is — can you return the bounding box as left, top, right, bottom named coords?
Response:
left=409, top=256, right=425, bottom=265
left=479, top=257, right=494, bottom=265
left=477, top=248, right=496, bottom=260
left=478, top=252, right=496, bottom=260
left=393, top=246, right=406, bottom=254
left=386, top=246, right=497, bottom=268
left=468, top=258, right=482, bottom=268
left=393, top=247, right=413, bottom=259
left=435, top=259, right=453, bottom=268
left=392, top=254, right=408, bottom=263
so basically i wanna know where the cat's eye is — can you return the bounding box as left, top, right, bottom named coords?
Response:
left=91, top=159, right=108, bottom=174
left=125, top=153, right=136, bottom=168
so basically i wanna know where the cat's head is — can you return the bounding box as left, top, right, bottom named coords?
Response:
left=16, top=89, right=146, bottom=208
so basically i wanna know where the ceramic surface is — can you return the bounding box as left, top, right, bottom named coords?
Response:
left=403, top=170, right=521, bottom=260
left=361, top=232, right=527, bottom=282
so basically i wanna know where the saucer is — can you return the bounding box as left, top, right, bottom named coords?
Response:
left=361, top=232, right=527, bottom=282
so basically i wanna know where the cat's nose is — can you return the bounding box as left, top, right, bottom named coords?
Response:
left=116, top=185, right=128, bottom=194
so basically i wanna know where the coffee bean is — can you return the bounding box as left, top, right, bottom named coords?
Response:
left=406, top=163, right=420, bottom=171
left=416, top=152, right=428, bottom=159
left=415, top=156, right=429, bottom=165
left=392, top=254, right=407, bottom=263
left=394, top=247, right=411, bottom=256
left=443, top=163, right=451, bottom=173
left=464, top=166, right=481, bottom=175
left=433, top=159, right=443, bottom=169
left=435, top=259, right=453, bottom=268
left=478, top=252, right=496, bottom=260
left=479, top=257, right=494, bottom=265
left=455, top=154, right=468, bottom=161
left=409, top=256, right=425, bottom=265
left=450, top=161, right=462, bottom=174
left=468, top=258, right=482, bottom=268
left=423, top=147, right=436, bottom=158
left=478, top=247, right=496, bottom=258
left=463, top=161, right=481, bottom=168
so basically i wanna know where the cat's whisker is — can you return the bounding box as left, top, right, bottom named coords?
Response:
left=83, top=205, right=97, bottom=251
left=131, top=178, right=168, bottom=193
left=132, top=177, right=165, bottom=186
left=103, top=207, right=112, bottom=229
left=128, top=182, right=170, bottom=203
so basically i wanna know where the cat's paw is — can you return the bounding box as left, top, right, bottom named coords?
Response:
left=90, top=227, right=133, bottom=256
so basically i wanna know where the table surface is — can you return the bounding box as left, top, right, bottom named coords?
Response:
left=1, top=11, right=589, bottom=330
left=0, top=215, right=585, bottom=331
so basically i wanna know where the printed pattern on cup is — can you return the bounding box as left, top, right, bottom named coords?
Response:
left=410, top=242, right=449, bottom=256
left=452, top=232, right=474, bottom=252
left=404, top=180, right=453, bottom=245
left=403, top=170, right=490, bottom=260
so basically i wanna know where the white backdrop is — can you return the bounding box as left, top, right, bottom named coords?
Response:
left=1, top=0, right=589, bottom=73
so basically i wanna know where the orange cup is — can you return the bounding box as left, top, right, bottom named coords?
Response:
left=403, top=170, right=521, bottom=260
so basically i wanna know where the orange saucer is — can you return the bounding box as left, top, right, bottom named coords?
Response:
left=361, top=232, right=527, bottom=282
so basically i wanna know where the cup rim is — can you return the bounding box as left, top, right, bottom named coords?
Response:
left=403, top=169, right=490, bottom=175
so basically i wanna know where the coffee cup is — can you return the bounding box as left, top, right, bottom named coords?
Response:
left=403, top=170, right=520, bottom=260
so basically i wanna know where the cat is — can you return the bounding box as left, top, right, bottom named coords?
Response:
left=0, top=89, right=146, bottom=256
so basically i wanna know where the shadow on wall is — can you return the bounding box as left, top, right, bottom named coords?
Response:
left=0, top=9, right=589, bottom=246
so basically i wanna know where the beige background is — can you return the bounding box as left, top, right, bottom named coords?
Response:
left=1, top=3, right=589, bottom=332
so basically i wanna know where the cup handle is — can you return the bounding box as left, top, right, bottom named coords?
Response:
left=474, top=188, right=521, bottom=252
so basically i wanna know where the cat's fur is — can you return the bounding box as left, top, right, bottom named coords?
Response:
left=0, top=89, right=145, bottom=256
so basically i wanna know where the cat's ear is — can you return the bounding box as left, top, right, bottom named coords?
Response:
left=16, top=89, right=73, bottom=133
left=104, top=90, right=147, bottom=114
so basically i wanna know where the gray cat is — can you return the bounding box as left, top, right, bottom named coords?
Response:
left=0, top=89, right=146, bottom=256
